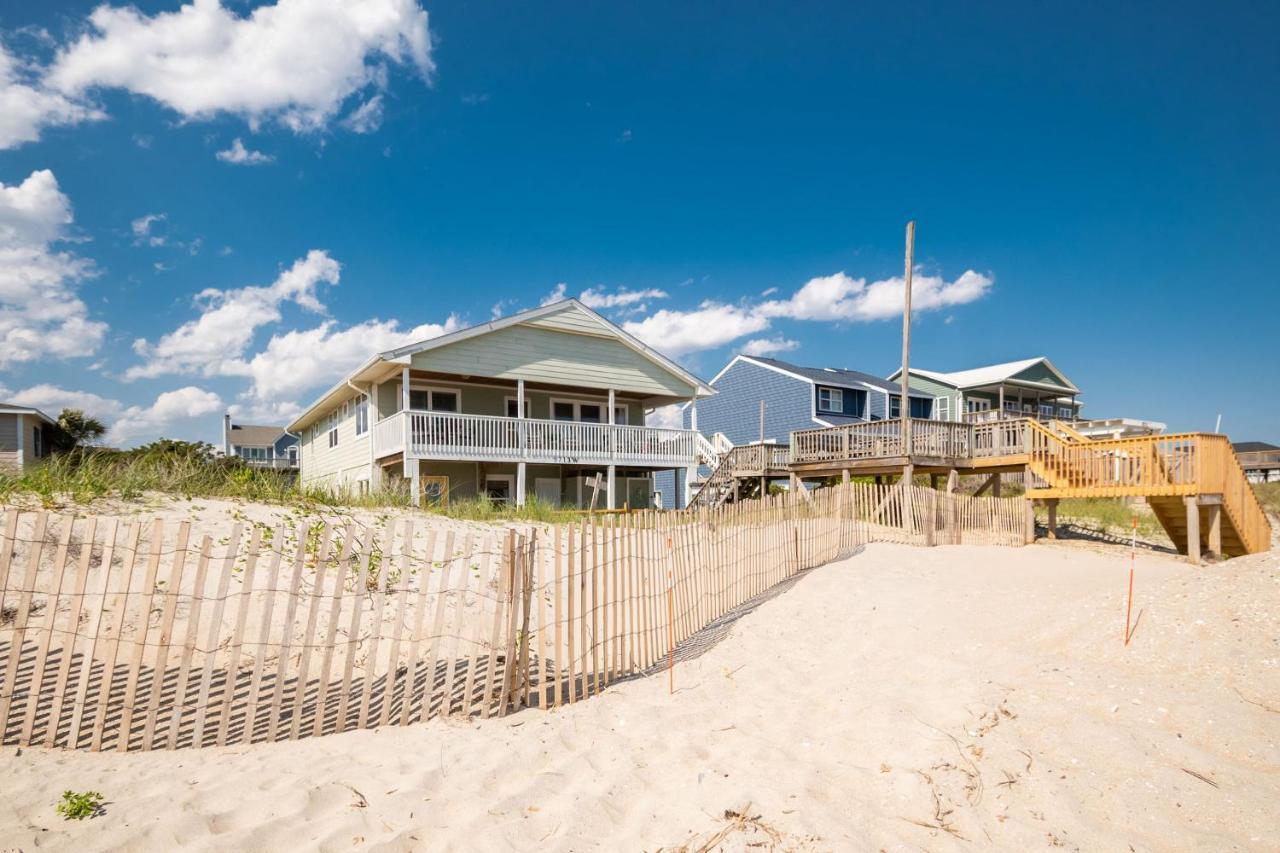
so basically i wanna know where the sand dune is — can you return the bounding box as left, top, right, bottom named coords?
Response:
left=2, top=539, right=1276, bottom=851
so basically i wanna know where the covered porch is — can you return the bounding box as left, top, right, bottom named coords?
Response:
left=959, top=381, right=1081, bottom=423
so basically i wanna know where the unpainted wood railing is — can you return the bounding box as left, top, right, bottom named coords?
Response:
left=790, top=418, right=971, bottom=464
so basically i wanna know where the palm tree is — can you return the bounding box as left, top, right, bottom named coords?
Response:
left=54, top=408, right=107, bottom=452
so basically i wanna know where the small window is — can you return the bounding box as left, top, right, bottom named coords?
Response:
left=1058, top=406, right=1073, bottom=419
left=553, top=401, right=575, bottom=421
left=409, top=389, right=430, bottom=410
left=327, top=412, right=339, bottom=448
left=579, top=403, right=602, bottom=423
left=505, top=397, right=532, bottom=418
left=288, top=445, right=298, bottom=461
left=1039, top=403, right=1055, bottom=417
left=889, top=396, right=901, bottom=418
left=613, top=405, right=628, bottom=425
left=354, top=397, right=369, bottom=436
left=818, top=387, right=843, bottom=413
left=431, top=391, right=458, bottom=412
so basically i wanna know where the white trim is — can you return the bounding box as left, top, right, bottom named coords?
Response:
left=408, top=384, right=464, bottom=412
left=0, top=405, right=56, bottom=426
left=503, top=394, right=533, bottom=419
left=817, top=387, right=843, bottom=414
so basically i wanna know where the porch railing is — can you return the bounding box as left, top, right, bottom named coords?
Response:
left=373, top=410, right=700, bottom=467
left=790, top=418, right=971, bottom=465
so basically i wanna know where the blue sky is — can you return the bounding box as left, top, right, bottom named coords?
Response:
left=0, top=0, right=1277, bottom=445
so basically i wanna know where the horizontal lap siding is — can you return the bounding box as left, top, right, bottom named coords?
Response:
left=410, top=324, right=696, bottom=399
left=691, top=360, right=815, bottom=445
left=299, top=404, right=369, bottom=488
left=0, top=415, right=17, bottom=471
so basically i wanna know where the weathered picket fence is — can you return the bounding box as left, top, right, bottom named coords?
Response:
left=0, top=482, right=1025, bottom=752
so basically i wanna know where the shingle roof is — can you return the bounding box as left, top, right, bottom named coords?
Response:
left=747, top=356, right=931, bottom=397
left=228, top=424, right=286, bottom=446
left=1233, top=441, right=1280, bottom=453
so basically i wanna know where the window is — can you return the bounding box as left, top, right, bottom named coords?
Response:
left=817, top=387, right=843, bottom=413
left=505, top=397, right=533, bottom=418
left=888, top=396, right=901, bottom=418
left=966, top=398, right=991, bottom=413
left=1003, top=401, right=1020, bottom=413
left=579, top=403, right=602, bottom=423
left=327, top=412, right=339, bottom=448
left=1058, top=406, right=1074, bottom=419
left=288, top=445, right=298, bottom=461
left=32, top=426, right=43, bottom=458
left=354, top=396, right=369, bottom=436
left=553, top=401, right=575, bottom=421
left=910, top=397, right=932, bottom=419
left=550, top=398, right=628, bottom=424
left=409, top=387, right=461, bottom=413
left=1039, top=403, right=1055, bottom=418
left=935, top=396, right=952, bottom=421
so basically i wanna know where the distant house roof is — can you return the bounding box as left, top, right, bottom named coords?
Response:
left=228, top=423, right=287, bottom=446
left=890, top=356, right=1080, bottom=394
left=741, top=356, right=932, bottom=398
left=1233, top=441, right=1280, bottom=453
left=0, top=403, right=57, bottom=426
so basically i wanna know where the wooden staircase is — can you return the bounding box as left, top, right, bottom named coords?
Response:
left=688, top=443, right=790, bottom=509
left=1023, top=421, right=1271, bottom=557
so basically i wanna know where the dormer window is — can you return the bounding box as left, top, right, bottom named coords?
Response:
left=818, top=387, right=843, bottom=413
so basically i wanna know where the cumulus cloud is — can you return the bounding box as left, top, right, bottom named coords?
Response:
left=0, top=169, right=107, bottom=369
left=623, top=268, right=992, bottom=358
left=131, top=211, right=167, bottom=245
left=126, top=249, right=340, bottom=380
left=646, top=403, right=684, bottom=430
left=5, top=382, right=222, bottom=446
left=741, top=337, right=799, bottom=357
left=232, top=315, right=460, bottom=404
left=46, top=0, right=434, bottom=134
left=0, top=43, right=103, bottom=149
left=216, top=138, right=274, bottom=165
left=623, top=302, right=770, bottom=358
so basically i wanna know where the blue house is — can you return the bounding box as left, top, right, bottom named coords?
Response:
left=654, top=354, right=934, bottom=507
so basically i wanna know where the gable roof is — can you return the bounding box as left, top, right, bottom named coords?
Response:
left=0, top=403, right=57, bottom=426
left=287, top=299, right=714, bottom=432
left=228, top=423, right=288, bottom=447
left=732, top=355, right=932, bottom=398
left=890, top=356, right=1080, bottom=394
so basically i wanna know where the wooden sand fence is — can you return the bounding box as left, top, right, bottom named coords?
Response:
left=0, top=483, right=1024, bottom=752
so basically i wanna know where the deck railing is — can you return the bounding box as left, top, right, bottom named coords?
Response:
left=373, top=410, right=700, bottom=467
left=790, top=419, right=971, bottom=465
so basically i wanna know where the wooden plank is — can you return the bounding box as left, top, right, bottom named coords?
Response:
left=190, top=524, right=242, bottom=748
left=312, top=524, right=356, bottom=737
left=336, top=531, right=373, bottom=732
left=115, top=520, right=165, bottom=751
left=480, top=532, right=513, bottom=719
left=518, top=531, right=536, bottom=710
left=242, top=525, right=285, bottom=744
left=265, top=532, right=308, bottom=744
left=440, top=532, right=476, bottom=718
left=565, top=523, right=578, bottom=704
left=400, top=528, right=437, bottom=727
left=460, top=533, right=494, bottom=719
left=381, top=520, right=414, bottom=727
left=288, top=524, right=333, bottom=740
left=499, top=531, right=523, bottom=716
left=216, top=525, right=262, bottom=747
left=537, top=532, right=554, bottom=709
left=0, top=510, right=19, bottom=633
left=16, top=515, right=72, bottom=746
left=68, top=519, right=122, bottom=750
left=142, top=521, right=192, bottom=750
left=357, top=526, right=392, bottom=729
left=45, top=517, right=99, bottom=748
left=420, top=530, right=457, bottom=721
left=90, top=521, right=141, bottom=752
left=167, top=532, right=214, bottom=749
left=553, top=524, right=565, bottom=708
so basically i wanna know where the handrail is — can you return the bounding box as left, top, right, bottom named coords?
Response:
left=790, top=418, right=970, bottom=465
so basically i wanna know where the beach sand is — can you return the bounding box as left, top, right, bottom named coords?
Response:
left=2, top=539, right=1276, bottom=851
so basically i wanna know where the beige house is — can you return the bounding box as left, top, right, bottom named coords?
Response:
left=287, top=299, right=716, bottom=509
left=0, top=404, right=56, bottom=472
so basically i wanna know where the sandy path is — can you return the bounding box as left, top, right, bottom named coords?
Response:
left=2, top=540, right=1276, bottom=851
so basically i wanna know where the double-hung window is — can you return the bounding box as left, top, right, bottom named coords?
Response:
left=327, top=412, right=339, bottom=448
left=410, top=387, right=460, bottom=413
left=551, top=399, right=627, bottom=424
left=888, top=396, right=901, bottom=418
left=1058, top=406, right=1074, bottom=419
left=354, top=396, right=369, bottom=436
left=817, top=387, right=843, bottom=414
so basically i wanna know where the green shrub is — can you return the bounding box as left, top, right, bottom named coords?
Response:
left=55, top=790, right=104, bottom=821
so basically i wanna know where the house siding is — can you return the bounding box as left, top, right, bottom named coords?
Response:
left=1011, top=362, right=1071, bottom=387
left=814, top=385, right=867, bottom=419
left=299, top=399, right=371, bottom=489
left=408, top=323, right=698, bottom=399
left=688, top=359, right=816, bottom=445
left=0, top=414, right=19, bottom=472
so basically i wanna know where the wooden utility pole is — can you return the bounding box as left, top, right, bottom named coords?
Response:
left=900, top=220, right=915, bottom=486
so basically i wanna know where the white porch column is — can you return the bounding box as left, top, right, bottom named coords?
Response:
left=401, top=366, right=410, bottom=410
left=607, top=388, right=617, bottom=508
left=689, top=398, right=698, bottom=432
left=407, top=458, right=421, bottom=507
left=516, top=378, right=527, bottom=507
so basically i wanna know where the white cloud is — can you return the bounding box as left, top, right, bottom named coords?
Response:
left=126, top=249, right=340, bottom=380
left=341, top=94, right=384, bottom=134
left=758, top=269, right=993, bottom=323
left=216, top=138, right=274, bottom=165
left=540, top=282, right=670, bottom=310
left=5, top=382, right=222, bottom=446
left=232, top=315, right=460, bottom=403
left=0, top=169, right=107, bottom=369
left=539, top=282, right=568, bottom=306
left=646, top=403, right=684, bottom=430
left=47, top=0, right=434, bottom=134
left=111, top=386, right=223, bottom=444
left=131, top=211, right=167, bottom=245
left=741, top=337, right=799, bottom=357
left=623, top=302, right=770, bottom=358
left=0, top=43, right=102, bottom=150
left=621, top=268, right=993, bottom=358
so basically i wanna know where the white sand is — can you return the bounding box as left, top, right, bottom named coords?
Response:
left=2, top=539, right=1276, bottom=851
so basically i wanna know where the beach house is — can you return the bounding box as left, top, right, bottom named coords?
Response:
left=0, top=403, right=56, bottom=472
left=889, top=357, right=1083, bottom=423
left=286, top=299, right=715, bottom=508
left=221, top=415, right=299, bottom=469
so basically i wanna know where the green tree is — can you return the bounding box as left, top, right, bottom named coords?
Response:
left=53, top=408, right=107, bottom=452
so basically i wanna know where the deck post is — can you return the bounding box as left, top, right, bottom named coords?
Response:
left=1046, top=498, right=1058, bottom=539
left=516, top=379, right=527, bottom=506
left=1184, top=496, right=1201, bottom=565
left=901, top=463, right=915, bottom=536
left=992, top=472, right=1002, bottom=497
left=401, top=366, right=410, bottom=410
left=1204, top=499, right=1222, bottom=559
left=929, top=473, right=939, bottom=490
left=606, top=465, right=616, bottom=510
left=946, top=468, right=958, bottom=493
left=1023, top=498, right=1035, bottom=543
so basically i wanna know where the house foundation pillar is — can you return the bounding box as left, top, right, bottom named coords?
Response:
left=516, top=461, right=527, bottom=507
left=1046, top=498, right=1059, bottom=539
left=1023, top=499, right=1035, bottom=543
left=1205, top=501, right=1222, bottom=559
left=607, top=465, right=616, bottom=510
left=407, top=458, right=421, bottom=507
left=1185, top=495, right=1201, bottom=565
